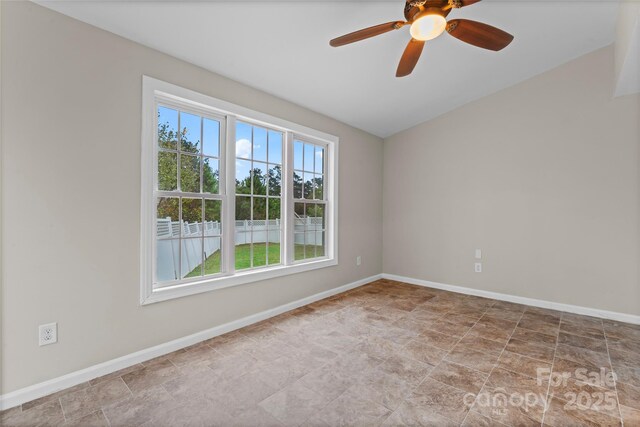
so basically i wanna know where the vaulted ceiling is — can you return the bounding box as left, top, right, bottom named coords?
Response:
left=37, top=0, right=619, bottom=137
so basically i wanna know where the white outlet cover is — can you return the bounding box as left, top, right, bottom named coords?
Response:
left=475, top=249, right=482, bottom=259
left=39, top=323, right=58, bottom=346
left=356, top=256, right=362, bottom=266
left=474, top=263, right=482, bottom=273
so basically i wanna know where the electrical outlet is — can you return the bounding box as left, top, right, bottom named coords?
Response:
left=475, top=249, right=482, bottom=259
left=356, top=256, right=362, bottom=266
left=475, top=263, right=482, bottom=273
left=39, top=323, right=57, bottom=346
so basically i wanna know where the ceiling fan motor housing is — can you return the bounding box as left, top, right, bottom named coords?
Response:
left=404, top=0, right=452, bottom=22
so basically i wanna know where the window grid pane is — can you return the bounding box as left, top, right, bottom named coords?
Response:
left=155, top=104, right=224, bottom=287
left=292, top=139, right=328, bottom=262
left=235, top=122, right=284, bottom=272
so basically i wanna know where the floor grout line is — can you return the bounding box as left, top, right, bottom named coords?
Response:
left=539, top=314, right=560, bottom=426
left=602, top=319, right=625, bottom=426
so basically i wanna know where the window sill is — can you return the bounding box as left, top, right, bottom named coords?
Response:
left=141, top=257, right=338, bottom=305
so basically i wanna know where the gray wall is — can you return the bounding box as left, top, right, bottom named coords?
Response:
left=0, top=1, right=383, bottom=393
left=384, top=46, right=640, bottom=317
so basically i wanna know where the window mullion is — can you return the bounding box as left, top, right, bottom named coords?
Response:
left=283, top=131, right=294, bottom=265
left=223, top=115, right=237, bottom=275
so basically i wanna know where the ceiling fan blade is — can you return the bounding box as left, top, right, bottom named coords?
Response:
left=396, top=38, right=425, bottom=77
left=330, top=21, right=406, bottom=47
left=446, top=19, right=514, bottom=51
left=460, top=0, right=482, bottom=7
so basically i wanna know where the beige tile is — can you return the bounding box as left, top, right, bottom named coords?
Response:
left=608, top=347, right=639, bottom=370
left=258, top=382, right=330, bottom=425
left=620, top=405, right=640, bottom=427
left=59, top=378, right=132, bottom=421
left=21, top=382, right=91, bottom=411
left=89, top=364, right=144, bottom=386
left=408, top=377, right=474, bottom=423
left=608, top=338, right=640, bottom=355
left=505, top=337, right=555, bottom=363
left=561, top=313, right=603, bottom=329
left=429, top=361, right=488, bottom=394
left=404, top=339, right=448, bottom=365
left=383, top=403, right=457, bottom=426
left=298, top=362, right=358, bottom=401
left=486, top=367, right=549, bottom=396
left=140, top=395, right=233, bottom=427
left=121, top=358, right=180, bottom=394
left=557, top=332, right=608, bottom=353
left=309, top=330, right=360, bottom=353
left=377, top=354, right=433, bottom=388
left=167, top=344, right=223, bottom=368
left=423, top=319, right=472, bottom=337
left=476, top=315, right=519, bottom=331
left=218, top=372, right=279, bottom=417
left=102, top=385, right=176, bottom=426
left=559, top=322, right=605, bottom=341
left=473, top=385, right=542, bottom=426
left=555, top=344, right=611, bottom=370
left=468, top=322, right=512, bottom=343
left=517, top=318, right=560, bottom=336
left=207, top=351, right=261, bottom=381
left=441, top=313, right=478, bottom=327
left=355, top=336, right=405, bottom=360
left=616, top=382, right=640, bottom=411
left=543, top=396, right=621, bottom=427
left=251, top=355, right=313, bottom=390
left=548, top=378, right=620, bottom=418
left=370, top=324, right=420, bottom=345
left=603, top=321, right=640, bottom=343
left=350, top=368, right=416, bottom=411
left=462, top=410, right=501, bottom=427
left=62, top=410, right=109, bottom=427
left=230, top=405, right=284, bottom=427
left=1, top=400, right=65, bottom=427
left=498, top=350, right=552, bottom=379
left=445, top=347, right=500, bottom=373
left=454, top=334, right=506, bottom=357
left=552, top=357, right=615, bottom=390
left=310, top=387, right=391, bottom=426
left=511, top=327, right=558, bottom=348
left=613, top=364, right=640, bottom=389
left=418, top=328, right=460, bottom=351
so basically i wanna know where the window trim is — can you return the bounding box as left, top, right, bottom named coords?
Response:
left=140, top=76, right=338, bottom=305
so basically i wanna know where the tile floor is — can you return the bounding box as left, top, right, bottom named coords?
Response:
left=2, top=279, right=639, bottom=426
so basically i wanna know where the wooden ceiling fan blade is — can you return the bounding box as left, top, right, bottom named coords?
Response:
left=330, top=21, right=406, bottom=47
left=446, top=19, right=514, bottom=51
left=396, top=38, right=425, bottom=77
left=460, top=0, right=482, bottom=7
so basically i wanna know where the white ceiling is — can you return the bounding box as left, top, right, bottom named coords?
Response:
left=37, top=0, right=619, bottom=138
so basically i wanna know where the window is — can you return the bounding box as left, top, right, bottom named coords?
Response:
left=235, top=122, right=283, bottom=270
left=141, top=77, right=338, bottom=304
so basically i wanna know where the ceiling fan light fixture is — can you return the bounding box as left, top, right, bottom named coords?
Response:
left=410, top=13, right=447, bottom=41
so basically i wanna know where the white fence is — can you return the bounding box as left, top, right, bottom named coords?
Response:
left=156, top=217, right=323, bottom=282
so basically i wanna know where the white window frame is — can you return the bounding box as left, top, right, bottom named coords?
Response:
left=140, top=76, right=338, bottom=305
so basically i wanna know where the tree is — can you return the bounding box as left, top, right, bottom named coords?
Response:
left=157, top=116, right=220, bottom=224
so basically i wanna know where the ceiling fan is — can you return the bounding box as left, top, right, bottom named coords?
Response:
left=329, top=0, right=514, bottom=77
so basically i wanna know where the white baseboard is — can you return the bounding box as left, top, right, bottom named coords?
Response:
left=382, top=273, right=640, bottom=325
left=0, top=274, right=382, bottom=411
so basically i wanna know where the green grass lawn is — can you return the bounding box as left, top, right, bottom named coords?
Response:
left=186, top=243, right=323, bottom=277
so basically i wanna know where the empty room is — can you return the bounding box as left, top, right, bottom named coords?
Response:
left=1, top=0, right=639, bottom=425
